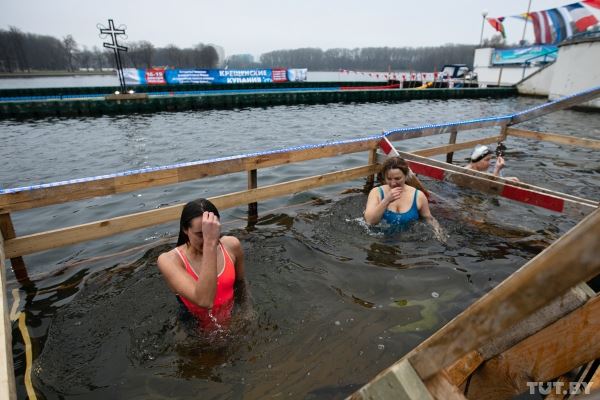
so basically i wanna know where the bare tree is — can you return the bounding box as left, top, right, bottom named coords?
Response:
left=63, top=34, right=78, bottom=71
left=138, top=40, right=155, bottom=68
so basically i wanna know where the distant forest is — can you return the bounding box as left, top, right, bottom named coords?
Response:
left=0, top=26, right=506, bottom=73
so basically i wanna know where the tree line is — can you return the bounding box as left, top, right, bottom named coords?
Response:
left=225, top=44, right=479, bottom=71
left=0, top=27, right=219, bottom=73
left=1, top=26, right=510, bottom=73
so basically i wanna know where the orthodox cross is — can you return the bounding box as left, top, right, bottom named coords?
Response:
left=97, top=19, right=128, bottom=93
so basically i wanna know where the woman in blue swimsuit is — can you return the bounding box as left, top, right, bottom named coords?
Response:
left=364, top=157, right=443, bottom=236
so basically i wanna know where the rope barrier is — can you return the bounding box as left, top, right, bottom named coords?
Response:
left=17, top=312, right=37, bottom=400
left=1, top=84, right=598, bottom=196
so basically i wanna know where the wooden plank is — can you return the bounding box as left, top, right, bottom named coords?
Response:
left=507, top=127, right=600, bottom=150
left=391, top=155, right=596, bottom=217
left=425, top=371, right=468, bottom=400
left=412, top=135, right=504, bottom=158
left=445, top=128, right=458, bottom=164
left=478, top=283, right=595, bottom=360
left=365, top=147, right=379, bottom=189
left=408, top=208, right=600, bottom=381
left=0, top=139, right=375, bottom=213
left=466, top=296, right=600, bottom=399
left=0, top=214, right=28, bottom=284
left=445, top=350, right=484, bottom=387
left=509, top=86, right=600, bottom=125
left=392, top=151, right=600, bottom=208
left=3, top=164, right=379, bottom=258
left=0, top=231, right=17, bottom=400
left=349, top=359, right=434, bottom=400
left=443, top=284, right=592, bottom=389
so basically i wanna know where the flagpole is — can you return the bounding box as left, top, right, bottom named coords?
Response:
left=480, top=10, right=488, bottom=46
left=521, top=0, right=533, bottom=45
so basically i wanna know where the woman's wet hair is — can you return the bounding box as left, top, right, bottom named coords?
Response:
left=177, top=198, right=220, bottom=246
left=380, top=156, right=430, bottom=198
left=382, top=156, right=410, bottom=177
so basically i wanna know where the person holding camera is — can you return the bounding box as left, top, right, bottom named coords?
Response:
left=465, top=143, right=518, bottom=181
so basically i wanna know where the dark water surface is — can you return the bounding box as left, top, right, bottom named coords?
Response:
left=1, top=96, right=599, bottom=399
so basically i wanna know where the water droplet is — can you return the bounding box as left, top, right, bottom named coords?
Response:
left=334, top=320, right=341, bottom=326
left=431, top=291, right=439, bottom=298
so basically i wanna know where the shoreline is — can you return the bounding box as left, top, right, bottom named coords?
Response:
left=0, top=71, right=116, bottom=79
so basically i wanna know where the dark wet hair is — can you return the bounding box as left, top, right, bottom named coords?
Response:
left=380, top=156, right=430, bottom=198
left=177, top=198, right=220, bottom=246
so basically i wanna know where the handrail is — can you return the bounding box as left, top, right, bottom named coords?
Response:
left=2, top=84, right=599, bottom=213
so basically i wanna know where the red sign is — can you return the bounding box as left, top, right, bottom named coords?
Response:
left=272, top=68, right=288, bottom=83
left=145, top=68, right=166, bottom=85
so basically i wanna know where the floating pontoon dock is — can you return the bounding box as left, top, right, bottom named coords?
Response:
left=0, top=82, right=515, bottom=119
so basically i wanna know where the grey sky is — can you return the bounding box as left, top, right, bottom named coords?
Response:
left=1, top=0, right=599, bottom=59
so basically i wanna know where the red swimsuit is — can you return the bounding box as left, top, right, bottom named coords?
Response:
left=175, top=243, right=236, bottom=329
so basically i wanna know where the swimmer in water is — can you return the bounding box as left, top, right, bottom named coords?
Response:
left=157, top=198, right=248, bottom=330
left=364, top=156, right=444, bottom=240
left=465, top=144, right=519, bottom=181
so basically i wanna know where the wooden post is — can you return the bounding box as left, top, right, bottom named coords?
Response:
left=445, top=128, right=458, bottom=164
left=0, top=231, right=17, bottom=400
left=365, top=146, right=379, bottom=192
left=0, top=214, right=29, bottom=286
left=247, top=169, right=258, bottom=225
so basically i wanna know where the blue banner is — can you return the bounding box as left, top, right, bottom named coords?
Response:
left=165, top=69, right=275, bottom=84
left=124, top=68, right=305, bottom=85
left=492, top=46, right=557, bottom=65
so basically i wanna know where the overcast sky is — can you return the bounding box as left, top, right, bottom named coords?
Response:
left=1, top=0, right=599, bottom=58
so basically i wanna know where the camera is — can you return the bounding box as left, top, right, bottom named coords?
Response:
left=495, top=142, right=506, bottom=157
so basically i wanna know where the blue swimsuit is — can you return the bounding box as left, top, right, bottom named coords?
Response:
left=379, top=186, right=420, bottom=228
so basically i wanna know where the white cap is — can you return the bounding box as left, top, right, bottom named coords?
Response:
left=470, top=144, right=492, bottom=162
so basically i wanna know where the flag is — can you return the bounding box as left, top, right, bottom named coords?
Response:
left=530, top=11, right=554, bottom=44
left=487, top=17, right=506, bottom=38
left=558, top=7, right=575, bottom=38
left=547, top=8, right=568, bottom=43
left=565, top=2, right=599, bottom=32
left=583, top=0, right=600, bottom=9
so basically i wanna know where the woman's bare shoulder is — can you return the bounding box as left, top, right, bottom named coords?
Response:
left=220, top=235, right=242, bottom=251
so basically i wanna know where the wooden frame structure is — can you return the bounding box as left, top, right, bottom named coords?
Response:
left=1, top=86, right=599, bottom=399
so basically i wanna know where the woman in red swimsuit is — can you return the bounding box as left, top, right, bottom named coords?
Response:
left=157, top=198, right=246, bottom=330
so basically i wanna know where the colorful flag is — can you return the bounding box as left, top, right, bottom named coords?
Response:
left=547, top=8, right=568, bottom=43
left=530, top=11, right=554, bottom=44
left=558, top=7, right=575, bottom=38
left=583, top=0, right=600, bottom=9
left=486, top=17, right=506, bottom=38
left=565, top=2, right=599, bottom=32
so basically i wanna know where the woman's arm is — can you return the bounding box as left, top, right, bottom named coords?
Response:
left=157, top=212, right=220, bottom=308
left=364, top=186, right=394, bottom=225
left=417, top=192, right=446, bottom=242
